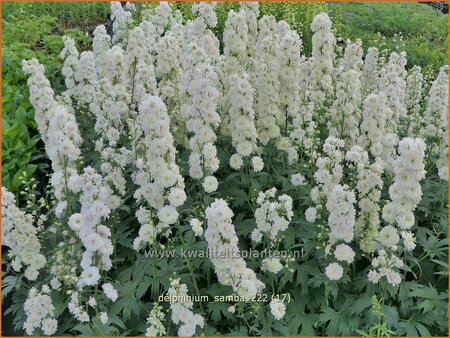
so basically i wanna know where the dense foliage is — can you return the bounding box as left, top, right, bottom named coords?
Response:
left=2, top=2, right=448, bottom=337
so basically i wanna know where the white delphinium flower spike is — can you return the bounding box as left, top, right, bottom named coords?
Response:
left=180, top=12, right=221, bottom=180
left=133, top=95, right=185, bottom=250
left=309, top=13, right=335, bottom=105
left=422, top=65, right=448, bottom=180
left=2, top=187, right=46, bottom=281
left=405, top=65, right=424, bottom=136
left=228, top=73, right=258, bottom=165
left=252, top=188, right=293, bottom=242
left=362, top=47, right=380, bottom=95
left=379, top=51, right=407, bottom=122
left=168, top=278, right=204, bottom=337
left=255, top=15, right=282, bottom=146
left=92, top=25, right=111, bottom=78
left=205, top=199, right=265, bottom=300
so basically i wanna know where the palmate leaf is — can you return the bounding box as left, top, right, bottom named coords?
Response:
left=110, top=281, right=142, bottom=322
left=398, top=320, right=431, bottom=336
left=285, top=288, right=319, bottom=336
left=207, top=300, right=234, bottom=323
left=409, top=284, right=448, bottom=300
left=2, top=275, right=22, bottom=298
left=286, top=311, right=317, bottom=336
left=381, top=305, right=399, bottom=329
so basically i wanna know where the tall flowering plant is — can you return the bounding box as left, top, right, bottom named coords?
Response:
left=2, top=2, right=448, bottom=336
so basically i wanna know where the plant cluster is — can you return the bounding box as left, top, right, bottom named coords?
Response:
left=2, top=2, right=448, bottom=336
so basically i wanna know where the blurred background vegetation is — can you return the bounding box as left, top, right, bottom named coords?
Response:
left=1, top=3, right=448, bottom=335
left=1, top=1, right=448, bottom=199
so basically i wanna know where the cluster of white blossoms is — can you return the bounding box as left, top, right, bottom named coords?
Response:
left=362, top=47, right=380, bottom=95
left=368, top=249, right=404, bottom=287
left=305, top=136, right=345, bottom=228
left=228, top=73, right=258, bottom=168
left=367, top=138, right=426, bottom=286
left=2, top=187, right=46, bottom=280
left=405, top=65, right=424, bottom=132
left=382, top=138, right=426, bottom=231
left=358, top=93, right=397, bottom=167
left=12, top=2, right=450, bottom=335
left=252, top=188, right=293, bottom=243
left=239, top=2, right=259, bottom=60
left=92, top=25, right=111, bottom=78
left=156, top=13, right=185, bottom=140
left=168, top=279, right=205, bottom=337
left=326, top=184, right=356, bottom=244
left=278, top=20, right=302, bottom=124
left=180, top=3, right=221, bottom=181
left=67, top=167, right=120, bottom=287
left=329, top=40, right=363, bottom=146
left=23, top=286, right=57, bottom=335
left=22, top=59, right=82, bottom=209
left=346, top=146, right=383, bottom=253
left=255, top=15, right=282, bottom=145
left=309, top=13, right=335, bottom=104
left=60, top=36, right=79, bottom=93
left=205, top=199, right=265, bottom=300
left=126, top=26, right=159, bottom=105
left=67, top=292, right=90, bottom=323
left=269, top=299, right=286, bottom=320
left=111, top=1, right=134, bottom=47
left=223, top=10, right=249, bottom=78
left=133, top=95, right=186, bottom=250
left=422, top=65, right=448, bottom=180
left=145, top=303, right=167, bottom=337
left=328, top=68, right=361, bottom=145
left=61, top=38, right=98, bottom=107
left=379, top=51, right=407, bottom=123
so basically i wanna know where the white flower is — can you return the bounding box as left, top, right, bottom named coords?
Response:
left=158, top=205, right=179, bottom=225
left=334, top=244, right=355, bottom=264
left=50, top=278, right=61, bottom=290
left=87, top=297, right=97, bottom=307
left=23, top=287, right=57, bottom=335
left=168, top=188, right=187, bottom=207
left=102, top=283, right=118, bottom=302
left=291, top=173, right=305, bottom=186
left=385, top=269, right=401, bottom=287
left=305, top=207, right=317, bottom=223
left=325, top=262, right=343, bottom=281
left=168, top=279, right=204, bottom=337
left=262, top=258, right=283, bottom=274
left=367, top=270, right=380, bottom=284
left=378, top=225, right=400, bottom=250
left=269, top=299, right=286, bottom=320
left=205, top=199, right=264, bottom=300
left=1, top=188, right=46, bottom=281
left=326, top=184, right=356, bottom=243
left=78, top=266, right=101, bottom=287
left=68, top=213, right=83, bottom=232
left=251, top=156, right=264, bottom=172
left=41, top=318, right=58, bottom=336
left=190, top=218, right=203, bottom=237
left=145, top=303, right=166, bottom=336
left=254, top=188, right=293, bottom=241
left=203, top=176, right=218, bottom=193
left=251, top=228, right=262, bottom=243
left=100, top=312, right=108, bottom=324
left=230, top=153, right=244, bottom=170
left=401, top=231, right=416, bottom=251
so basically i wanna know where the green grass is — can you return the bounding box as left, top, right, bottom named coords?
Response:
left=335, top=2, right=448, bottom=73
left=1, top=2, right=109, bottom=197
left=2, top=2, right=110, bottom=27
